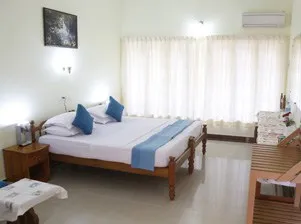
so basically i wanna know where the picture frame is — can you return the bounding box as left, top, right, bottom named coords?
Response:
left=43, top=7, right=78, bottom=49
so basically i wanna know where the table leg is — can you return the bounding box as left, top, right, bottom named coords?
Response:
left=247, top=171, right=257, bottom=224
left=255, top=181, right=261, bottom=198
left=294, top=184, right=301, bottom=208
left=7, top=208, right=39, bottom=224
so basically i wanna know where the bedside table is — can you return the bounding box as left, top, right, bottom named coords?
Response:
left=3, top=143, right=50, bottom=182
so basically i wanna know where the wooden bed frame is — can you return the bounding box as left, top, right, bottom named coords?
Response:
left=30, top=120, right=207, bottom=200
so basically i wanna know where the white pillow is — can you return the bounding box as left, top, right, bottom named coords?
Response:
left=44, top=126, right=81, bottom=137
left=94, top=116, right=116, bottom=124
left=87, top=105, right=116, bottom=124
left=44, top=112, right=76, bottom=130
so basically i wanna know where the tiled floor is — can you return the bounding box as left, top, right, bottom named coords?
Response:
left=35, top=141, right=253, bottom=224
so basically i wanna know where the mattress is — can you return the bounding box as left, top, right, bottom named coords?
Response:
left=39, top=117, right=202, bottom=167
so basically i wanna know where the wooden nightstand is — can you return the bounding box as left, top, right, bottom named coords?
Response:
left=3, top=143, right=50, bottom=182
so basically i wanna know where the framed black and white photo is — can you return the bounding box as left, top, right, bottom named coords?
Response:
left=43, top=8, right=78, bottom=48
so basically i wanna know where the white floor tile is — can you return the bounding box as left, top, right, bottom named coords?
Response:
left=35, top=141, right=252, bottom=224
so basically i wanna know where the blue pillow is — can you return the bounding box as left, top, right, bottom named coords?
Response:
left=0, top=181, right=7, bottom=188
left=72, top=104, right=94, bottom=135
left=106, top=96, right=124, bottom=122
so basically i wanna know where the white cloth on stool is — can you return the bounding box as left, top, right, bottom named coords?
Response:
left=258, top=178, right=296, bottom=187
left=0, top=178, right=67, bottom=222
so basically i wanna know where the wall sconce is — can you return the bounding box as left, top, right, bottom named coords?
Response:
left=62, top=66, right=72, bottom=74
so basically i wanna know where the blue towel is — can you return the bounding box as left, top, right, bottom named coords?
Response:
left=131, top=120, right=193, bottom=171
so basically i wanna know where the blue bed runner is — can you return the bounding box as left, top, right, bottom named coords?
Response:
left=131, top=120, right=193, bottom=171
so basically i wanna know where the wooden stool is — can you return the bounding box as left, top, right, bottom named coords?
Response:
left=0, top=179, right=67, bottom=224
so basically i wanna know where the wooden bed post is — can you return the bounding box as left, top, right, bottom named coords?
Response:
left=202, top=124, right=207, bottom=155
left=168, top=156, right=176, bottom=201
left=30, top=120, right=36, bottom=143
left=30, top=120, right=46, bottom=143
left=188, top=137, right=196, bottom=175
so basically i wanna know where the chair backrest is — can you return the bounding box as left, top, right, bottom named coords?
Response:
left=277, top=128, right=301, bottom=148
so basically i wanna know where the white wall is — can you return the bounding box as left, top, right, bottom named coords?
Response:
left=288, top=0, right=301, bottom=62
left=0, top=0, right=121, bottom=179
left=121, top=0, right=293, bottom=36
left=288, top=0, right=301, bottom=127
left=291, top=0, right=301, bottom=39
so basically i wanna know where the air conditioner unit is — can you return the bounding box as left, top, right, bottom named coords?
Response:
left=242, top=12, right=286, bottom=28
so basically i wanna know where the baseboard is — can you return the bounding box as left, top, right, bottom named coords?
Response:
left=208, top=134, right=256, bottom=143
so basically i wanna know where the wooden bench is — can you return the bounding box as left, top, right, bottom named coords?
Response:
left=247, top=144, right=301, bottom=224
left=253, top=199, right=301, bottom=224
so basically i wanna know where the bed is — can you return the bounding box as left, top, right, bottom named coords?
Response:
left=30, top=116, right=207, bottom=200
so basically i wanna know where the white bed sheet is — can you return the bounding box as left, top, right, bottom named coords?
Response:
left=39, top=117, right=202, bottom=167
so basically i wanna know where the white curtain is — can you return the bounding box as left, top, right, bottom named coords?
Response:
left=288, top=36, right=301, bottom=108
left=122, top=36, right=288, bottom=124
